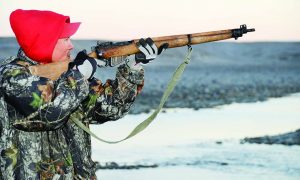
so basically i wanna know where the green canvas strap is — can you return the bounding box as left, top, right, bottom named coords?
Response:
left=71, top=46, right=193, bottom=144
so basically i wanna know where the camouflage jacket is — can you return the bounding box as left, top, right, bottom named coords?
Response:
left=0, top=49, right=144, bottom=179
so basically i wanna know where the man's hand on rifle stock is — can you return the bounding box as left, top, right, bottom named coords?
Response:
left=135, top=38, right=168, bottom=64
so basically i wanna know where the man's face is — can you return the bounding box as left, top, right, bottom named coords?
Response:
left=52, top=37, right=74, bottom=62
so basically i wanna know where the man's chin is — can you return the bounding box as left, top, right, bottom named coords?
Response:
left=53, top=58, right=71, bottom=63
left=61, top=56, right=71, bottom=62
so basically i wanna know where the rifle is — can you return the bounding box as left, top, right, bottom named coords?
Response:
left=29, top=24, right=255, bottom=80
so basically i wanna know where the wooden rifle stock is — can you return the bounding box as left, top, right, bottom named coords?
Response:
left=29, top=24, right=255, bottom=80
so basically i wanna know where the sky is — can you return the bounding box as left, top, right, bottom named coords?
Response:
left=1, top=0, right=300, bottom=41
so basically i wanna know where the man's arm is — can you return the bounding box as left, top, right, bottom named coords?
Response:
left=1, top=61, right=89, bottom=131
left=84, top=61, right=144, bottom=124
left=83, top=38, right=168, bottom=124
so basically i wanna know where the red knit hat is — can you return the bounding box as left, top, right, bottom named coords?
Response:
left=10, top=9, right=81, bottom=64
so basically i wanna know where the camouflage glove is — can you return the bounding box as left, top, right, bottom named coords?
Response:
left=135, top=38, right=168, bottom=64
left=69, top=50, right=97, bottom=81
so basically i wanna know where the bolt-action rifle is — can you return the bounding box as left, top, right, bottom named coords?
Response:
left=29, top=24, right=255, bottom=80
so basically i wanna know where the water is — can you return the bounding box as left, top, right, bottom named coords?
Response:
left=90, top=93, right=300, bottom=179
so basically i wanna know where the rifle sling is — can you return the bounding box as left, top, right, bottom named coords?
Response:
left=71, top=46, right=193, bottom=144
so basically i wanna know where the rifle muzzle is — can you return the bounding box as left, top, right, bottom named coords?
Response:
left=232, top=24, right=255, bottom=40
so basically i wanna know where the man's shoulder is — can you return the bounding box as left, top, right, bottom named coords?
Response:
left=0, top=56, right=33, bottom=69
left=0, top=57, right=31, bottom=81
left=0, top=56, right=17, bottom=67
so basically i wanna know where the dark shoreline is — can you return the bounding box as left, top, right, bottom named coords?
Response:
left=95, top=162, right=158, bottom=170
left=241, top=129, right=300, bottom=146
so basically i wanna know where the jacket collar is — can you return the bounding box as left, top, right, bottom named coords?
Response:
left=17, top=48, right=39, bottom=65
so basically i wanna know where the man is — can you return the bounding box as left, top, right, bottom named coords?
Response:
left=0, top=9, right=166, bottom=179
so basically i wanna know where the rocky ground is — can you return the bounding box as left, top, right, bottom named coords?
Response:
left=95, top=162, right=158, bottom=170
left=122, top=42, right=300, bottom=114
left=241, top=129, right=300, bottom=145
